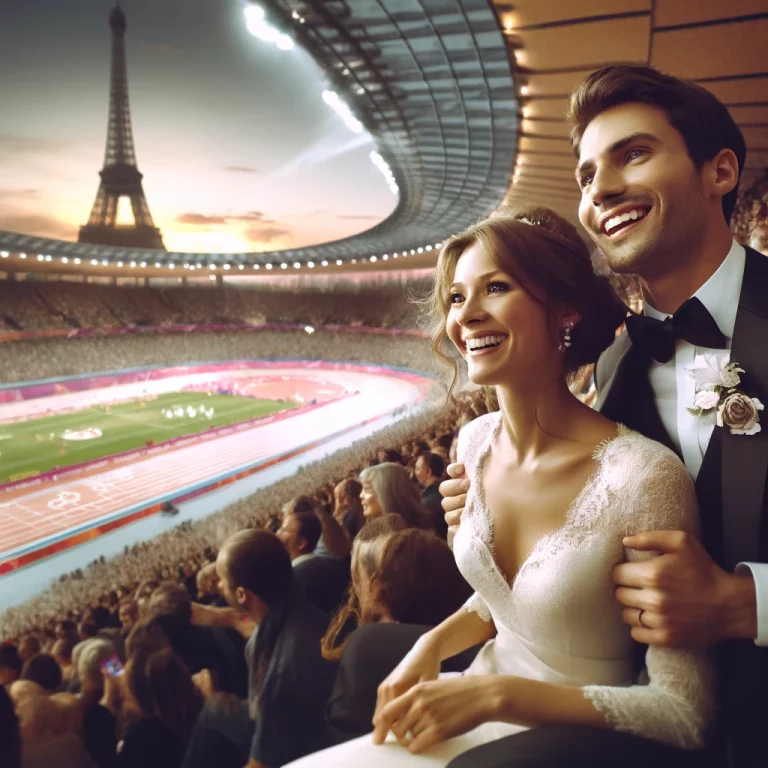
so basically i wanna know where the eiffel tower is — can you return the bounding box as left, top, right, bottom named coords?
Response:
left=79, top=2, right=165, bottom=250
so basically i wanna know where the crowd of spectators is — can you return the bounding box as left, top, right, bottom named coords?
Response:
left=0, top=277, right=429, bottom=334
left=1, top=326, right=440, bottom=386
left=0, top=388, right=493, bottom=767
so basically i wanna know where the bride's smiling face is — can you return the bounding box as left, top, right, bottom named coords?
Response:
left=446, top=242, right=557, bottom=387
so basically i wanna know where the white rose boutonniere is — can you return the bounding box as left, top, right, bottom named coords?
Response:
left=686, top=353, right=762, bottom=436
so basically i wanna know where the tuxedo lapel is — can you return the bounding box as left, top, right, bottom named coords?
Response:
left=720, top=247, right=768, bottom=569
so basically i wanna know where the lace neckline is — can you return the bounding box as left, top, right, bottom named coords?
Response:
left=473, top=412, right=629, bottom=590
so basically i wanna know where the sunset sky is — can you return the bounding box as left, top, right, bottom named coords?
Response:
left=0, top=0, right=397, bottom=253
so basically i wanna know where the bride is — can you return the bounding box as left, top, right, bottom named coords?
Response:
left=286, top=207, right=713, bottom=767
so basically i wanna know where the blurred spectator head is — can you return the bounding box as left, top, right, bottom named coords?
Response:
left=17, top=635, right=40, bottom=663
left=0, top=645, right=23, bottom=686
left=333, top=477, right=365, bottom=536
left=432, top=205, right=627, bottom=389
left=277, top=510, right=321, bottom=561
left=124, top=646, right=201, bottom=744
left=51, top=638, right=74, bottom=667
left=75, top=638, right=116, bottom=703
left=359, top=462, right=429, bottom=528
left=0, top=685, right=21, bottom=768
left=216, top=529, right=293, bottom=622
left=414, top=451, right=445, bottom=488
left=20, top=654, right=62, bottom=693
left=77, top=619, right=98, bottom=642
left=334, top=478, right=362, bottom=510
left=377, top=449, right=403, bottom=465
left=282, top=494, right=319, bottom=518
left=365, top=528, right=472, bottom=624
left=125, top=617, right=172, bottom=659
left=118, top=598, right=139, bottom=631
left=55, top=620, right=78, bottom=642
left=322, top=514, right=408, bottom=661
left=148, top=582, right=192, bottom=624
left=195, top=562, right=219, bottom=598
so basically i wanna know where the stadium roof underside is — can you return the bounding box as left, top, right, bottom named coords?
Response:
left=0, top=0, right=518, bottom=271
left=1, top=0, right=766, bottom=278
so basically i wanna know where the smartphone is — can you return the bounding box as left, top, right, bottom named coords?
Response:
left=101, top=654, right=125, bottom=678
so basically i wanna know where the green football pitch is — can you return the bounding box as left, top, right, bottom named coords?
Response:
left=0, top=392, right=295, bottom=484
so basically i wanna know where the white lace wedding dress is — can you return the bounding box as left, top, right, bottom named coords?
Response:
left=286, top=413, right=714, bottom=767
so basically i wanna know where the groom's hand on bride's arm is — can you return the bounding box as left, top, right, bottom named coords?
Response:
left=612, top=530, right=758, bottom=648
left=440, top=463, right=470, bottom=536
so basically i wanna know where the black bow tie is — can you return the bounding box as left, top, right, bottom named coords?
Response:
left=626, top=297, right=726, bottom=363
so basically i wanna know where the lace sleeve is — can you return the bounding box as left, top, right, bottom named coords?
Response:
left=582, top=442, right=715, bottom=749
left=464, top=591, right=492, bottom=622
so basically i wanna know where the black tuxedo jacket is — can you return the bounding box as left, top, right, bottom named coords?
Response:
left=594, top=246, right=768, bottom=768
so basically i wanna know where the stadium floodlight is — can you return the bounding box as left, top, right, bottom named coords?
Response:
left=45, top=255, right=52, bottom=261
left=90, top=258, right=98, bottom=265
left=351, top=259, right=357, bottom=264
left=304, top=325, right=315, bottom=334
left=321, top=260, right=328, bottom=267
left=169, top=263, right=175, bottom=269
left=129, top=261, right=135, bottom=268
left=209, top=264, right=216, bottom=270
left=410, top=249, right=416, bottom=255
left=37, top=255, right=44, bottom=261
left=244, top=5, right=294, bottom=51
left=102, top=259, right=109, bottom=266
left=393, top=254, right=398, bottom=258
left=19, top=253, right=27, bottom=259
left=322, top=90, right=363, bottom=134
left=74, top=258, right=82, bottom=264
left=155, top=262, right=162, bottom=268
left=307, top=261, right=315, bottom=268
left=382, top=254, right=388, bottom=260
left=370, top=151, right=398, bottom=195
left=370, top=256, right=377, bottom=262
left=266, top=263, right=273, bottom=270
left=253, top=264, right=260, bottom=269
left=435, top=243, right=442, bottom=248
left=293, top=262, right=301, bottom=269
left=280, top=263, right=287, bottom=269
left=336, top=259, right=342, bottom=266
left=425, top=245, right=433, bottom=251
left=417, top=247, right=423, bottom=253
left=0, top=251, right=7, bottom=257
left=62, top=257, right=69, bottom=264
left=238, top=264, right=244, bottom=270
left=117, top=261, right=124, bottom=267
left=223, top=264, right=231, bottom=270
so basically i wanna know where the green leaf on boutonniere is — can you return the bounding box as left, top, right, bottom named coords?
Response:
left=687, top=407, right=703, bottom=416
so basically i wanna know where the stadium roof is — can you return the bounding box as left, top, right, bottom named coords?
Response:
left=1, top=0, right=766, bottom=278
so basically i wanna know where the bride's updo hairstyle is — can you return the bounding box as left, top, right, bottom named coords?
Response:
left=431, top=205, right=627, bottom=390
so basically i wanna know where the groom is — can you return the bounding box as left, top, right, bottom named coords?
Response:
left=442, top=65, right=767, bottom=768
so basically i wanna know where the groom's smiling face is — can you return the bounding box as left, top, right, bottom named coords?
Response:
left=576, top=102, right=708, bottom=278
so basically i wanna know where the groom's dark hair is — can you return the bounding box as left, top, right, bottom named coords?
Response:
left=568, top=64, right=746, bottom=224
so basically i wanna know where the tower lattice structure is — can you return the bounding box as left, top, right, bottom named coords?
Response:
left=79, top=3, right=165, bottom=249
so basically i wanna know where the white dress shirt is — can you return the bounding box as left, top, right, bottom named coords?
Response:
left=643, top=240, right=767, bottom=645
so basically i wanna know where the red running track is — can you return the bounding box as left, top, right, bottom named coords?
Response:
left=0, top=364, right=431, bottom=574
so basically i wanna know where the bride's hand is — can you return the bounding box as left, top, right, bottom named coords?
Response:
left=372, top=638, right=441, bottom=744
left=373, top=675, right=495, bottom=754
left=440, top=463, right=470, bottom=537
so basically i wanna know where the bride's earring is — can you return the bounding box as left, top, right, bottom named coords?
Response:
left=558, top=320, right=575, bottom=353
